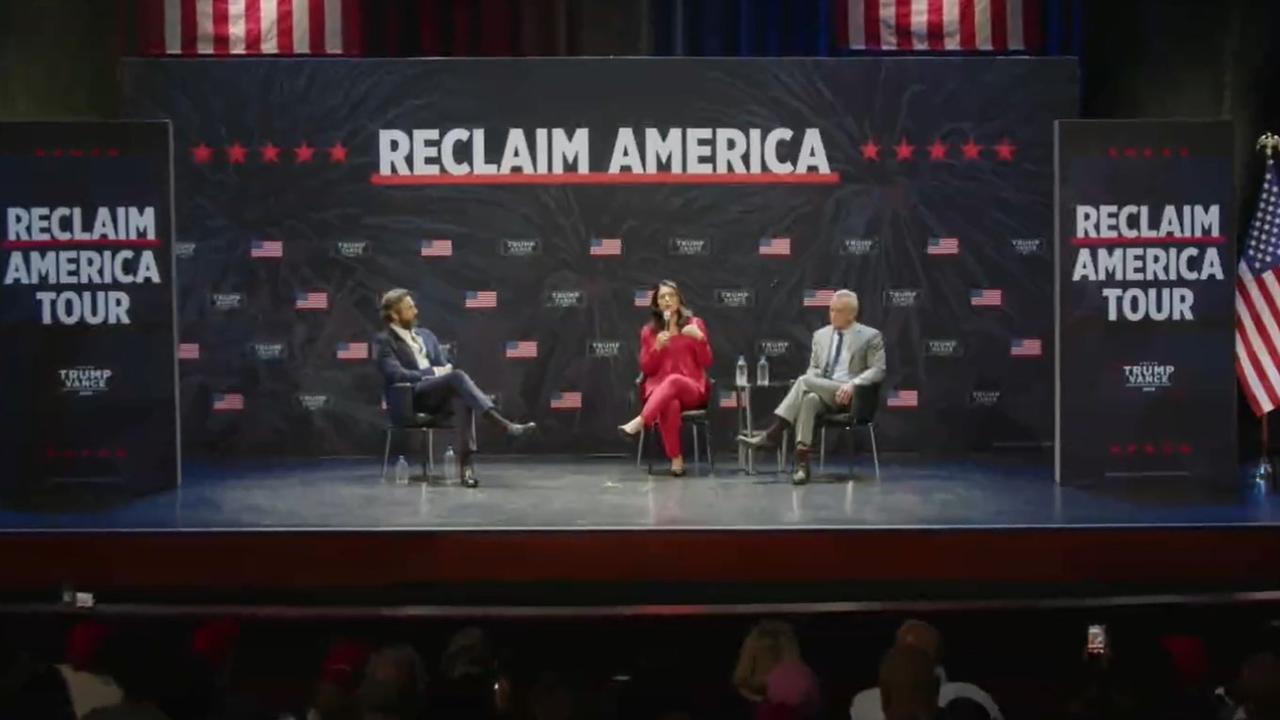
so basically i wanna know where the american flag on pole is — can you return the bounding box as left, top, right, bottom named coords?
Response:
left=250, top=239, right=283, bottom=258
left=550, top=391, right=582, bottom=410
left=838, top=0, right=1043, bottom=53
left=420, top=239, right=453, bottom=257
left=505, top=341, right=538, bottom=359
left=758, top=237, right=792, bottom=256
left=295, top=292, right=329, bottom=310
left=212, top=392, right=244, bottom=411
left=634, top=288, right=653, bottom=307
left=335, top=341, right=369, bottom=360
left=178, top=342, right=201, bottom=360
left=970, top=289, right=1003, bottom=307
left=804, top=289, right=836, bottom=307
left=590, top=237, right=623, bottom=256
left=1236, top=159, right=1280, bottom=416
left=927, top=237, right=960, bottom=255
left=886, top=389, right=919, bottom=408
left=141, top=0, right=362, bottom=56
left=1010, top=338, right=1042, bottom=357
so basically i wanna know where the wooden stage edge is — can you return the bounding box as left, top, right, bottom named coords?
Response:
left=1, top=526, right=1279, bottom=606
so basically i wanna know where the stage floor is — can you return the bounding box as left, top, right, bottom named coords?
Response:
left=1, top=453, right=1276, bottom=531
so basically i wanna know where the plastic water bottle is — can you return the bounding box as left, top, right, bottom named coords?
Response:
left=394, top=455, right=410, bottom=485
left=756, top=356, right=770, bottom=386
left=735, top=355, right=749, bottom=387
left=442, top=445, right=457, bottom=483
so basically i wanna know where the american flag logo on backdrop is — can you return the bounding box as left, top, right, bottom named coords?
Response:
left=758, top=237, right=792, bottom=256
left=335, top=342, right=369, bottom=360
left=142, top=0, right=363, bottom=56
left=212, top=392, right=244, bottom=411
left=295, top=292, right=329, bottom=310
left=1237, top=159, right=1280, bottom=416
left=886, top=389, right=919, bottom=408
left=719, top=390, right=739, bottom=409
left=634, top=288, right=653, bottom=307
left=804, top=289, right=836, bottom=307
left=1010, top=338, right=1042, bottom=357
left=420, top=239, right=453, bottom=257
left=839, top=0, right=1043, bottom=53
left=465, top=291, right=498, bottom=309
left=250, top=239, right=283, bottom=258
left=177, top=342, right=201, bottom=360
left=927, top=237, right=960, bottom=256
left=550, top=391, right=582, bottom=410
left=589, top=237, right=622, bottom=256
left=970, top=289, right=1003, bottom=307
left=505, top=341, right=538, bottom=359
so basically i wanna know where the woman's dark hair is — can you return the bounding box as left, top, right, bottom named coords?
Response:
left=649, top=280, right=694, bottom=331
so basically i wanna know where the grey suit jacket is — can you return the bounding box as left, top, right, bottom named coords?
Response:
left=805, top=323, right=886, bottom=386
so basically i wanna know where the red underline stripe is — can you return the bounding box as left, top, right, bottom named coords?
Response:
left=2, top=239, right=161, bottom=248
left=369, top=172, right=841, bottom=186
left=1070, top=236, right=1226, bottom=246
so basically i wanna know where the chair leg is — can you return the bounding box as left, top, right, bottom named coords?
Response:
left=421, top=429, right=429, bottom=478
left=869, top=424, right=881, bottom=481
left=847, top=426, right=856, bottom=479
left=428, top=429, right=435, bottom=476
left=691, top=423, right=700, bottom=473
left=705, top=422, right=715, bottom=472
left=819, top=427, right=827, bottom=473
left=636, top=427, right=645, bottom=469
left=381, top=429, right=393, bottom=481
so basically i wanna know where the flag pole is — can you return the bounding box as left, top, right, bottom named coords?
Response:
left=1252, top=133, right=1279, bottom=491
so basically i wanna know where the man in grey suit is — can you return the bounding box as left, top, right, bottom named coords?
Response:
left=738, top=289, right=885, bottom=484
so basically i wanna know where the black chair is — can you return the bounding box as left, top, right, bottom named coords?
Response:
left=817, top=381, right=882, bottom=480
left=633, top=374, right=716, bottom=474
left=380, top=382, right=463, bottom=481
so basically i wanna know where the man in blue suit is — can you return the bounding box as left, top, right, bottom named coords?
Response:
left=375, top=289, right=535, bottom=487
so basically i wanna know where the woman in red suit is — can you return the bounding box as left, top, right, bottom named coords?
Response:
left=618, top=280, right=712, bottom=476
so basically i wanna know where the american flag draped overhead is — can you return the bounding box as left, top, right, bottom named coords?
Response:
left=839, top=0, right=1042, bottom=52
left=141, top=0, right=362, bottom=55
left=1236, top=160, right=1280, bottom=417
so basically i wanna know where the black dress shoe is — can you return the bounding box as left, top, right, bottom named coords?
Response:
left=461, top=464, right=478, bottom=488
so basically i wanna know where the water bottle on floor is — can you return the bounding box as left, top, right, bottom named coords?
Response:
left=735, top=355, right=749, bottom=387
left=443, top=445, right=457, bottom=483
left=394, top=455, right=410, bottom=485
left=756, top=355, right=770, bottom=386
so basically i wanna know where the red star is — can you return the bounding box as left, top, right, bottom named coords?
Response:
left=90, top=148, right=101, bottom=157
left=1142, top=147, right=1153, bottom=158
left=34, top=148, right=45, bottom=157
left=294, top=141, right=316, bottom=163
left=327, top=141, right=348, bottom=163
left=1162, top=147, right=1173, bottom=158
left=260, top=142, right=281, bottom=163
left=894, top=138, right=915, bottom=161
left=1179, top=147, right=1190, bottom=157
left=1143, top=443, right=1155, bottom=455
left=191, top=143, right=214, bottom=164
left=69, top=148, right=84, bottom=158
left=227, top=142, right=248, bottom=164
left=1179, top=443, right=1192, bottom=455
left=928, top=140, right=948, bottom=161
left=960, top=138, right=982, bottom=161
left=106, top=148, right=120, bottom=157
left=993, top=135, right=1013, bottom=161
left=859, top=139, right=881, bottom=161
left=1123, top=147, right=1138, bottom=158
left=52, top=148, right=64, bottom=157
left=1108, top=147, right=1119, bottom=158
left=1109, top=445, right=1121, bottom=456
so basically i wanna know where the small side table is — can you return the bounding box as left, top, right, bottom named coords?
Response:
left=733, top=381, right=792, bottom=474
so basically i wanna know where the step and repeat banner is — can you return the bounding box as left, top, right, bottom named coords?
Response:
left=122, top=58, right=1078, bottom=457
left=0, top=121, right=179, bottom=499
left=1055, top=120, right=1236, bottom=484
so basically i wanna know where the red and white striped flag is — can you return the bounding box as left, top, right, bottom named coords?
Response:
left=839, top=0, right=1042, bottom=53
left=141, top=0, right=362, bottom=56
left=1236, top=160, right=1280, bottom=416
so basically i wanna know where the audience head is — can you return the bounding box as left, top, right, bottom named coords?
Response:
left=733, top=620, right=801, bottom=703
left=895, top=620, right=943, bottom=666
left=440, top=626, right=493, bottom=681
left=358, top=644, right=426, bottom=720
left=380, top=289, right=417, bottom=328
left=829, top=289, right=859, bottom=330
left=765, top=658, right=820, bottom=717
left=879, top=645, right=940, bottom=720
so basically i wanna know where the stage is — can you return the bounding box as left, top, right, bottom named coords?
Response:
left=0, top=453, right=1275, bottom=531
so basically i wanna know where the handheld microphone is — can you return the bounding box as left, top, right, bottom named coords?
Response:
left=663, top=309, right=675, bottom=332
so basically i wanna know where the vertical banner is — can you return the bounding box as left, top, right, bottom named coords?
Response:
left=1055, top=120, right=1235, bottom=485
left=0, top=122, right=179, bottom=501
